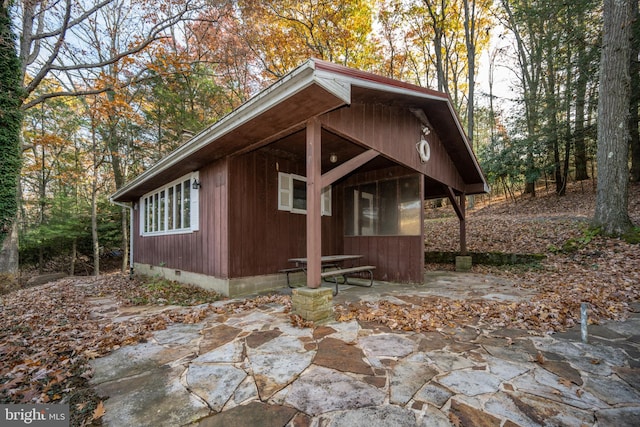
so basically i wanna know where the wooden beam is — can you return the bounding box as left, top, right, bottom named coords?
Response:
left=445, top=186, right=467, bottom=256
left=321, top=149, right=379, bottom=188
left=445, top=186, right=464, bottom=221
left=306, top=117, right=322, bottom=288
left=464, top=182, right=490, bottom=195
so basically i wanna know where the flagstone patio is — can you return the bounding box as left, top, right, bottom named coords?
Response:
left=89, top=272, right=640, bottom=426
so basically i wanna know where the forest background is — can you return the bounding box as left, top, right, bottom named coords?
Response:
left=1, top=0, right=638, bottom=276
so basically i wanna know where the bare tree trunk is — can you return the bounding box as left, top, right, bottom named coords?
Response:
left=91, top=177, right=99, bottom=276
left=630, top=0, right=640, bottom=182
left=91, top=127, right=100, bottom=276
left=70, top=238, right=76, bottom=276
left=463, top=0, right=476, bottom=148
left=424, top=0, right=448, bottom=94
left=0, top=222, right=19, bottom=274
left=593, top=0, right=634, bottom=235
left=121, top=207, right=128, bottom=272
left=574, top=17, right=591, bottom=181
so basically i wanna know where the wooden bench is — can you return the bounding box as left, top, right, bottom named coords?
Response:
left=280, top=264, right=339, bottom=288
left=279, top=267, right=306, bottom=288
left=321, top=265, right=376, bottom=295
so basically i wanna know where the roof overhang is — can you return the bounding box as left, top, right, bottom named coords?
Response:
left=111, top=58, right=488, bottom=202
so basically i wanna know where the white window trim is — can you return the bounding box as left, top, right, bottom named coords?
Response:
left=140, top=171, right=200, bottom=236
left=277, top=171, right=331, bottom=216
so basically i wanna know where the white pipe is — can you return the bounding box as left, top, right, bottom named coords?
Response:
left=581, top=302, right=589, bottom=343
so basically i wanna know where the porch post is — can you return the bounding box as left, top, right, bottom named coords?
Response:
left=459, top=193, right=467, bottom=256
left=306, top=117, right=322, bottom=288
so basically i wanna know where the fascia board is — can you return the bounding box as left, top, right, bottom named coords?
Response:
left=444, top=101, right=488, bottom=189
left=313, top=69, right=352, bottom=104
left=346, top=76, right=448, bottom=103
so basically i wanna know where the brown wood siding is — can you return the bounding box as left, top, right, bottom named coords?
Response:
left=133, top=160, right=229, bottom=278
left=344, top=236, right=423, bottom=283
left=228, top=150, right=341, bottom=277
left=321, top=103, right=466, bottom=192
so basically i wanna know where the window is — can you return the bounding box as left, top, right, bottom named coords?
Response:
left=345, top=175, right=421, bottom=236
left=140, top=172, right=200, bottom=236
left=278, top=172, right=331, bottom=216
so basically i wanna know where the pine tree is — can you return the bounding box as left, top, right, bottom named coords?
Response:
left=0, top=3, right=23, bottom=256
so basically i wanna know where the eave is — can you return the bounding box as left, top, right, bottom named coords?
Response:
left=111, top=58, right=488, bottom=202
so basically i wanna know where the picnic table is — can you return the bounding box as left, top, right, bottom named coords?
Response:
left=281, top=255, right=375, bottom=294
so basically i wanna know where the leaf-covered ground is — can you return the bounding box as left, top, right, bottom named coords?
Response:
left=0, top=275, right=289, bottom=426
left=1, top=182, right=639, bottom=426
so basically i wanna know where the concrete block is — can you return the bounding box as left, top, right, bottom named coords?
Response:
left=455, top=256, right=473, bottom=272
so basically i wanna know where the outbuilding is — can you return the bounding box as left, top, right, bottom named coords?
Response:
left=111, top=58, right=488, bottom=297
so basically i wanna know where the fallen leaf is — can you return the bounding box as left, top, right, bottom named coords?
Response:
left=92, top=401, right=106, bottom=420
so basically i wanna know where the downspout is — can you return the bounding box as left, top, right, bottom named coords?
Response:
left=110, top=199, right=135, bottom=279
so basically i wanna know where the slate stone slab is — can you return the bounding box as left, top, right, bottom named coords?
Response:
left=248, top=351, right=314, bottom=399
left=186, top=364, right=247, bottom=411
left=89, top=341, right=192, bottom=384
left=199, top=324, right=242, bottom=354
left=314, top=337, right=374, bottom=375
left=420, top=404, right=453, bottom=427
left=230, top=376, right=259, bottom=406
left=539, top=360, right=583, bottom=385
left=194, top=340, right=244, bottom=364
left=586, top=325, right=627, bottom=341
left=484, top=355, right=530, bottom=381
left=614, top=367, right=640, bottom=391
left=484, top=392, right=537, bottom=427
left=95, top=365, right=209, bottom=427
left=416, top=332, right=451, bottom=352
left=323, top=320, right=360, bottom=343
left=426, top=350, right=476, bottom=371
left=437, top=370, right=502, bottom=396
left=284, top=366, right=385, bottom=416
left=511, top=368, right=605, bottom=410
left=582, top=374, right=640, bottom=406
left=153, top=323, right=203, bottom=346
left=508, top=392, right=595, bottom=426
left=245, top=329, right=283, bottom=348
left=414, top=383, right=453, bottom=408
left=254, top=334, right=307, bottom=353
left=195, top=402, right=297, bottom=427
left=359, top=333, right=416, bottom=358
left=323, top=405, right=417, bottom=427
left=389, top=361, right=437, bottom=404
left=483, top=345, right=534, bottom=364
left=450, top=398, right=501, bottom=427
left=595, top=407, right=640, bottom=427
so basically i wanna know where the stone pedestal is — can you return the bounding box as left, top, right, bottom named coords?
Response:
left=455, top=256, right=473, bottom=272
left=291, top=287, right=333, bottom=323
